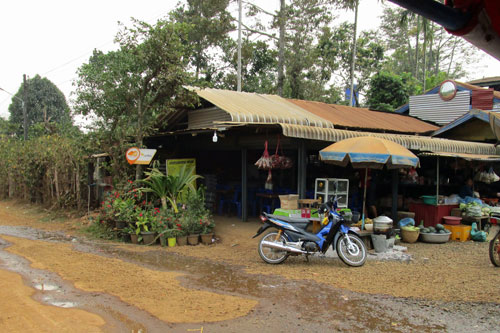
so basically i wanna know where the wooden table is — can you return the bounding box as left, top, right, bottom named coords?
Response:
left=462, top=215, right=490, bottom=230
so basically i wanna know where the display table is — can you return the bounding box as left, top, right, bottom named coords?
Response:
left=462, top=215, right=489, bottom=230
left=409, top=203, right=459, bottom=227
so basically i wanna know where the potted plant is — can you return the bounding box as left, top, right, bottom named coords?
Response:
left=176, top=217, right=188, bottom=246
left=134, top=208, right=155, bottom=245
left=200, top=215, right=215, bottom=245
left=121, top=226, right=133, bottom=243
left=163, top=228, right=179, bottom=247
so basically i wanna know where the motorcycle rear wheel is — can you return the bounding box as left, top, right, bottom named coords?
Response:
left=336, top=234, right=367, bottom=267
left=258, top=232, right=289, bottom=264
left=489, top=231, right=500, bottom=267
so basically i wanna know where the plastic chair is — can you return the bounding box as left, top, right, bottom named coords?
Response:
left=228, top=189, right=242, bottom=218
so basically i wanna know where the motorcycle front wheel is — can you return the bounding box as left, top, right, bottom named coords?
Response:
left=258, top=232, right=289, bottom=264
left=489, top=231, right=500, bottom=267
left=336, top=234, right=367, bottom=267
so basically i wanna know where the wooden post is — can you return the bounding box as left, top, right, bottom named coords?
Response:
left=241, top=148, right=247, bottom=221
left=392, top=169, right=399, bottom=225
left=297, top=140, right=307, bottom=198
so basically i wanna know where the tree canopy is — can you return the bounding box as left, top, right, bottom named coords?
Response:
left=74, top=19, right=196, bottom=179
left=8, top=75, right=72, bottom=137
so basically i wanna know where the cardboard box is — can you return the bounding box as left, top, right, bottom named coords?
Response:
left=279, top=194, right=299, bottom=210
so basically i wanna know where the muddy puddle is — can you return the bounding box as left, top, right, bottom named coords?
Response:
left=0, top=225, right=498, bottom=332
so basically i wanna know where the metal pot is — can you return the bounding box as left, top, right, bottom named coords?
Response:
left=373, top=216, right=393, bottom=233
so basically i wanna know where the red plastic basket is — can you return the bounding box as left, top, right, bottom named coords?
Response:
left=442, top=216, right=462, bottom=225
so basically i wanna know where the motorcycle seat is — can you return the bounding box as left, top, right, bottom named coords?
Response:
left=265, top=213, right=310, bottom=230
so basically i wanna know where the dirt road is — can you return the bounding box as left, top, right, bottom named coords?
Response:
left=0, top=201, right=498, bottom=332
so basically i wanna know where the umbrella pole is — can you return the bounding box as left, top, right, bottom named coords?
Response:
left=361, top=168, right=368, bottom=230
left=436, top=156, right=440, bottom=205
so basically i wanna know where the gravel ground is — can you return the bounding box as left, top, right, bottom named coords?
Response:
left=0, top=200, right=499, bottom=332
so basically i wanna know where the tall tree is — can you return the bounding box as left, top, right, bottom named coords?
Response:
left=8, top=75, right=71, bottom=137
left=74, top=19, right=195, bottom=180
left=170, top=0, right=234, bottom=84
left=366, top=71, right=418, bottom=112
left=379, top=6, right=480, bottom=86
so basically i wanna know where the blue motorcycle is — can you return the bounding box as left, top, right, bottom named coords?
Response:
left=253, top=196, right=367, bottom=267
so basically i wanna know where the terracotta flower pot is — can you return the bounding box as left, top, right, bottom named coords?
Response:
left=176, top=236, right=187, bottom=246
left=130, top=233, right=139, bottom=244
left=200, top=233, right=213, bottom=245
left=187, top=234, right=200, bottom=245
left=141, top=232, right=156, bottom=245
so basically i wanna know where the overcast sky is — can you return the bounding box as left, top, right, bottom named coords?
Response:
left=0, top=0, right=498, bottom=121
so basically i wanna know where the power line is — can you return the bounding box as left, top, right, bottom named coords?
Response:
left=41, top=10, right=171, bottom=77
left=42, top=40, right=114, bottom=76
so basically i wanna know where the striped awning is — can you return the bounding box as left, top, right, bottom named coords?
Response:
left=418, top=152, right=500, bottom=161
left=278, top=124, right=500, bottom=155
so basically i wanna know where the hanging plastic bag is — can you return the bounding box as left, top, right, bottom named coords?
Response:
left=255, top=140, right=272, bottom=170
left=487, top=167, right=500, bottom=183
left=265, top=169, right=273, bottom=190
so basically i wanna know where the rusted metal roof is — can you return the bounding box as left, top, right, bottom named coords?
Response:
left=278, top=124, right=499, bottom=155
left=186, top=87, right=333, bottom=128
left=287, top=99, right=438, bottom=134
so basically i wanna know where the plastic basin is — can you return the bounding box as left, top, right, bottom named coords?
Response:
left=420, top=232, right=450, bottom=243
left=421, top=195, right=437, bottom=205
left=443, top=216, right=462, bottom=225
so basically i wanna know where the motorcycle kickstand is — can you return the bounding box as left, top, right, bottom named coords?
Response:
left=305, top=254, right=310, bottom=262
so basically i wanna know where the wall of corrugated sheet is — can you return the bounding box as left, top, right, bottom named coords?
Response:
left=409, top=91, right=471, bottom=125
left=188, top=107, right=231, bottom=129
left=471, top=89, right=494, bottom=110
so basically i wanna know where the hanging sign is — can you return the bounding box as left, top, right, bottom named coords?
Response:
left=126, top=147, right=157, bottom=165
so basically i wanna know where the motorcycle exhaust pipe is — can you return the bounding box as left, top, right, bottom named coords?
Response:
left=261, top=240, right=306, bottom=254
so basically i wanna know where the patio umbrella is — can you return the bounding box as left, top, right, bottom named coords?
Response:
left=319, top=136, right=419, bottom=228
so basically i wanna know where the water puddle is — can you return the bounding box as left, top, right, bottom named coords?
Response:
left=33, top=283, right=60, bottom=291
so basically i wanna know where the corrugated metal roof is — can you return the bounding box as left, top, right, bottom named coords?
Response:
left=287, top=99, right=437, bottom=133
left=186, top=87, right=333, bottom=128
left=409, top=91, right=471, bottom=125
left=278, top=124, right=499, bottom=155
left=468, top=76, right=500, bottom=86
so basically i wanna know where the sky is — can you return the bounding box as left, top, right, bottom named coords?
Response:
left=0, top=0, right=499, bottom=121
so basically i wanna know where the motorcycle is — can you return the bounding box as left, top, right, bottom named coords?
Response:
left=488, top=213, right=500, bottom=267
left=253, top=196, right=367, bottom=267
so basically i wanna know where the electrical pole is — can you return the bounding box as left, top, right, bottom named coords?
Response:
left=237, top=0, right=242, bottom=92
left=349, top=0, right=359, bottom=107
left=23, top=74, right=28, bottom=140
